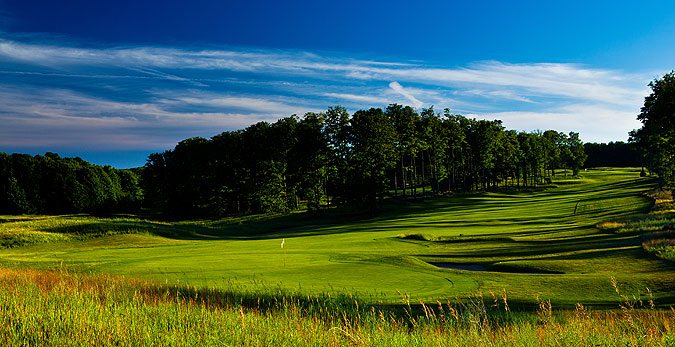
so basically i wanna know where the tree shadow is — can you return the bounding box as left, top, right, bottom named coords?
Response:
left=35, top=173, right=657, bottom=250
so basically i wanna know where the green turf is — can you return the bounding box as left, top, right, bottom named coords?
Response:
left=0, top=168, right=673, bottom=308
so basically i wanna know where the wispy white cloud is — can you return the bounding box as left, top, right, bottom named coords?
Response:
left=472, top=103, right=642, bottom=143
left=388, top=81, right=423, bottom=108
left=0, top=37, right=655, bottom=151
left=0, top=39, right=652, bottom=105
left=126, top=67, right=208, bottom=87
left=321, top=92, right=390, bottom=105
left=366, top=62, right=649, bottom=107
left=171, top=95, right=320, bottom=115
left=0, top=86, right=313, bottom=149
left=456, top=89, right=534, bottom=103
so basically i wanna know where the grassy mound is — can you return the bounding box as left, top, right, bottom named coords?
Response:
left=0, top=215, right=164, bottom=248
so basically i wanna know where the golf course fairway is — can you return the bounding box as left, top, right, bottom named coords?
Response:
left=1, top=168, right=673, bottom=308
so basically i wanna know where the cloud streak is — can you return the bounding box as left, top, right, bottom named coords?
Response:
left=0, top=37, right=654, bottom=156
left=0, top=39, right=649, bottom=105
left=477, top=103, right=641, bottom=143
left=388, top=82, right=423, bottom=108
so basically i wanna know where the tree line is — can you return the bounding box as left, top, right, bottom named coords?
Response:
left=142, top=105, right=587, bottom=217
left=630, top=71, right=675, bottom=187
left=584, top=142, right=642, bottom=168
left=0, top=105, right=590, bottom=217
left=0, top=152, right=142, bottom=214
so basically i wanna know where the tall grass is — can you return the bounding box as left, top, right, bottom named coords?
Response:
left=597, top=189, right=675, bottom=262
left=0, top=216, right=163, bottom=248
left=0, top=267, right=674, bottom=346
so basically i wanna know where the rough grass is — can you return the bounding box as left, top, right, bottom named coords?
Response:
left=0, top=215, right=165, bottom=248
left=643, top=239, right=675, bottom=261
left=0, top=266, right=674, bottom=346
left=597, top=187, right=675, bottom=262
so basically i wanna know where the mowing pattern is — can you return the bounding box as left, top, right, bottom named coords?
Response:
left=0, top=169, right=673, bottom=308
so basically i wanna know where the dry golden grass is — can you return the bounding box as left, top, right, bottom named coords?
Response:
left=0, top=266, right=674, bottom=346
left=596, top=221, right=627, bottom=230
left=645, top=189, right=675, bottom=213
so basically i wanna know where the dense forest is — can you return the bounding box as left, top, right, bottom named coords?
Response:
left=1, top=105, right=593, bottom=217
left=143, top=105, right=587, bottom=217
left=584, top=142, right=642, bottom=168
left=0, top=152, right=142, bottom=214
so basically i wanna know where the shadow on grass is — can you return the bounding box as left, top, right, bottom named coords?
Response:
left=413, top=231, right=644, bottom=262
left=33, top=174, right=655, bottom=244
left=120, top=273, right=675, bottom=312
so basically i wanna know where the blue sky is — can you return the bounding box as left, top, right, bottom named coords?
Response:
left=0, top=1, right=674, bottom=168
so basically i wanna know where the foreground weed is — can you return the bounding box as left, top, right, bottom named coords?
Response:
left=0, top=269, right=674, bottom=345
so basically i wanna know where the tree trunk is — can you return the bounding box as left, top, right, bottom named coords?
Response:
left=422, top=152, right=426, bottom=196
left=401, top=153, right=407, bottom=197
left=516, top=170, right=520, bottom=189
left=436, top=153, right=440, bottom=193
left=464, top=155, right=469, bottom=191
left=449, top=151, right=454, bottom=192
left=412, top=154, right=417, bottom=199
left=462, top=162, right=467, bottom=191
left=447, top=160, right=451, bottom=192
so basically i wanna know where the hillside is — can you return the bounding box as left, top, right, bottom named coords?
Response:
left=0, top=168, right=671, bottom=308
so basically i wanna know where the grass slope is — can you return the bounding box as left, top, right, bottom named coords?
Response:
left=0, top=168, right=673, bottom=308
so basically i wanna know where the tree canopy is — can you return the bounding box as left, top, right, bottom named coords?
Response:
left=630, top=71, right=675, bottom=186
left=1, top=105, right=593, bottom=217
left=141, top=105, right=587, bottom=217
left=0, top=153, right=142, bottom=214
left=584, top=142, right=641, bottom=168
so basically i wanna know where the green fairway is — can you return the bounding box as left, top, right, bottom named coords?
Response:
left=1, top=168, right=673, bottom=307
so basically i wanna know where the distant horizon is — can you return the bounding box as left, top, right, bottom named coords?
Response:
left=1, top=1, right=673, bottom=168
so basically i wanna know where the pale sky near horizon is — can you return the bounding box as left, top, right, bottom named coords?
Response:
left=0, top=0, right=674, bottom=168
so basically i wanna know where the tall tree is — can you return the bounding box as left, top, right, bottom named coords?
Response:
left=293, top=112, right=329, bottom=210
left=324, top=106, right=351, bottom=206
left=348, top=108, right=396, bottom=215
left=420, top=107, right=444, bottom=194
left=386, top=104, right=419, bottom=197
left=566, top=132, right=587, bottom=175
left=632, top=71, right=675, bottom=187
left=542, top=130, right=562, bottom=177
